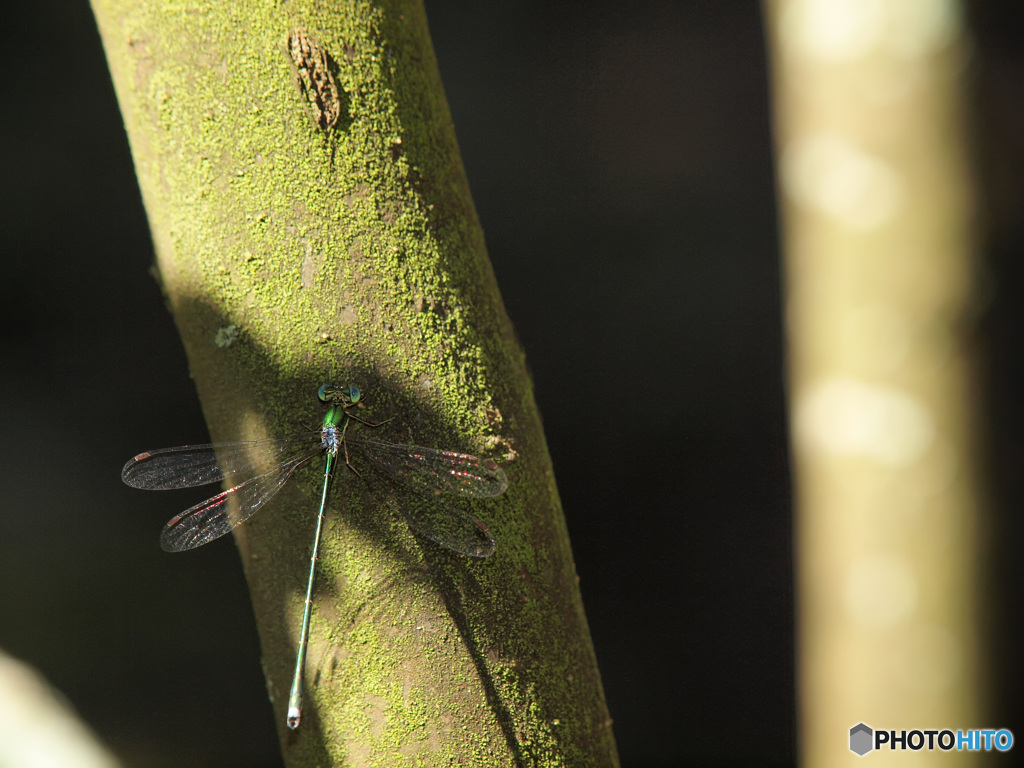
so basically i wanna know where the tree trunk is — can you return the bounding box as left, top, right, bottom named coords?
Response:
left=90, top=1, right=618, bottom=765
left=764, top=1, right=986, bottom=764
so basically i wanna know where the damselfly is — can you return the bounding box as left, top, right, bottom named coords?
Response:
left=121, top=383, right=507, bottom=729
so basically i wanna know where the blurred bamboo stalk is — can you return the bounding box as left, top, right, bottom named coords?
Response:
left=763, top=1, right=986, bottom=764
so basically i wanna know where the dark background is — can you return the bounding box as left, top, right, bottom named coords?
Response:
left=1, top=2, right=1022, bottom=767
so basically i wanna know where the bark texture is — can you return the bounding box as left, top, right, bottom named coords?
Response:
left=90, top=1, right=618, bottom=765
left=764, top=1, right=986, bottom=765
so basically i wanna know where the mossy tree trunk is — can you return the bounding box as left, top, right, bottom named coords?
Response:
left=90, top=1, right=618, bottom=765
left=764, top=1, right=986, bottom=764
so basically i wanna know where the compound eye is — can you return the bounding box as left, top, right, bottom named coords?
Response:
left=348, top=385, right=361, bottom=403
left=317, top=384, right=331, bottom=403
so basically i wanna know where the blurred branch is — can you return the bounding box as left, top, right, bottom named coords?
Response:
left=764, top=0, right=985, bottom=763
left=0, top=649, right=121, bottom=768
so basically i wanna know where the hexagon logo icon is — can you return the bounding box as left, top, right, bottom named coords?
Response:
left=850, top=723, right=873, bottom=756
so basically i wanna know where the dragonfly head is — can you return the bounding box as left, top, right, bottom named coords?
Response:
left=318, top=383, right=361, bottom=406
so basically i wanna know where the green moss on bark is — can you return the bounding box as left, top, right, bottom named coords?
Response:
left=92, top=0, right=618, bottom=765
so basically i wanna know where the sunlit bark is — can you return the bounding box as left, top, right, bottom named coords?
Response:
left=90, top=1, right=618, bottom=764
